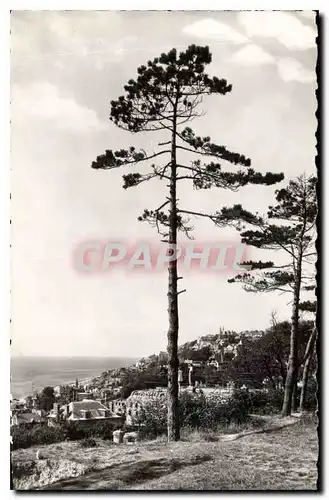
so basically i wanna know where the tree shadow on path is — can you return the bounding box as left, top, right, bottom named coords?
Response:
left=41, top=454, right=214, bottom=490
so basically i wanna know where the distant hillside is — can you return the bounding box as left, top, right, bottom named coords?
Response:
left=87, top=327, right=264, bottom=396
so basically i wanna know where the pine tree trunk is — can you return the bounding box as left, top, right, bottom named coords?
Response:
left=166, top=106, right=180, bottom=442
left=291, top=370, right=299, bottom=413
left=278, top=357, right=286, bottom=386
left=299, top=355, right=312, bottom=414
left=299, top=328, right=316, bottom=413
left=281, top=247, right=303, bottom=417
left=282, top=361, right=297, bottom=417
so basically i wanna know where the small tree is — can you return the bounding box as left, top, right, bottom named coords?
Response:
left=230, top=319, right=314, bottom=390
left=215, top=175, right=317, bottom=416
left=38, top=386, right=55, bottom=412
left=92, top=45, right=284, bottom=440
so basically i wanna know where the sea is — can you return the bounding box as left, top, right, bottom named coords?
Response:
left=10, top=356, right=138, bottom=399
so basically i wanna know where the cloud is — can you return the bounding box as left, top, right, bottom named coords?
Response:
left=231, top=44, right=275, bottom=65
left=277, top=58, right=316, bottom=83
left=11, top=82, right=106, bottom=133
left=238, top=11, right=317, bottom=50
left=11, top=11, right=137, bottom=62
left=229, top=44, right=314, bottom=85
left=183, top=19, right=248, bottom=43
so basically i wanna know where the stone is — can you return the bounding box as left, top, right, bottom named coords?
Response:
left=113, top=429, right=124, bottom=444
left=123, top=431, right=138, bottom=445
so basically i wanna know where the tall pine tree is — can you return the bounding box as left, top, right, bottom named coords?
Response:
left=214, top=174, right=317, bottom=416
left=91, top=45, right=284, bottom=440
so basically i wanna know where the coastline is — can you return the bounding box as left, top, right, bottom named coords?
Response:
left=11, top=356, right=138, bottom=400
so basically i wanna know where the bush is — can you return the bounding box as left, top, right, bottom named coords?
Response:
left=11, top=425, right=33, bottom=450
left=180, top=390, right=251, bottom=429
left=30, top=425, right=64, bottom=446
left=61, top=421, right=86, bottom=441
left=133, top=390, right=251, bottom=440
left=246, top=388, right=284, bottom=414
left=60, top=421, right=119, bottom=442
left=11, top=424, right=65, bottom=451
left=86, top=420, right=121, bottom=440
left=80, top=437, right=97, bottom=448
left=225, top=390, right=252, bottom=424
left=11, top=418, right=122, bottom=450
left=135, top=399, right=167, bottom=440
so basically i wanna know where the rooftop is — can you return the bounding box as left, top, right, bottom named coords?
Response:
left=68, top=400, right=121, bottom=420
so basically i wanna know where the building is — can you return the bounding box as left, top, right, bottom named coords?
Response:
left=54, top=385, right=65, bottom=398
left=241, top=330, right=263, bottom=341
left=76, top=391, right=94, bottom=402
left=54, top=400, right=124, bottom=426
left=48, top=402, right=61, bottom=423
left=108, top=399, right=126, bottom=415
left=100, top=388, right=114, bottom=399
left=10, top=399, right=25, bottom=412
left=11, top=411, right=46, bottom=427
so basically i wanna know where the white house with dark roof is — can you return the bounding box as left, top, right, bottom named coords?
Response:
left=62, top=400, right=123, bottom=425
left=11, top=411, right=46, bottom=427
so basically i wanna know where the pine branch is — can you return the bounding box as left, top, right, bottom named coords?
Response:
left=91, top=148, right=170, bottom=170
left=228, top=274, right=293, bottom=294
left=122, top=172, right=157, bottom=189
left=178, top=209, right=219, bottom=223
left=176, top=127, right=251, bottom=167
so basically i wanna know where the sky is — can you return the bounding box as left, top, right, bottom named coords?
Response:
left=10, top=10, right=317, bottom=357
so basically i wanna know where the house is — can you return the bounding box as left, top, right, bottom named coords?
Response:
left=100, top=388, right=113, bottom=399
left=10, top=399, right=25, bottom=412
left=54, top=385, right=65, bottom=398
left=108, top=399, right=126, bottom=415
left=184, top=360, right=203, bottom=368
left=62, top=400, right=124, bottom=426
left=47, top=402, right=61, bottom=423
left=32, top=408, right=47, bottom=418
left=76, top=391, right=94, bottom=401
left=11, top=411, right=45, bottom=427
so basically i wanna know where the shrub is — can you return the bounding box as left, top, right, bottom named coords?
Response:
left=180, top=390, right=251, bottom=429
left=61, top=421, right=86, bottom=441
left=63, top=419, right=124, bottom=441
left=11, top=425, right=33, bottom=450
left=133, top=390, right=251, bottom=440
left=30, top=425, right=64, bottom=446
left=135, top=399, right=167, bottom=440
left=225, top=390, right=251, bottom=424
left=11, top=424, right=65, bottom=450
left=86, top=420, right=121, bottom=440
left=246, top=388, right=284, bottom=414
left=11, top=419, right=122, bottom=450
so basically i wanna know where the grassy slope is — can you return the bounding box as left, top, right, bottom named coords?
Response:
left=12, top=419, right=318, bottom=491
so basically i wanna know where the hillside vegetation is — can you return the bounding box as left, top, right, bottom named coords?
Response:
left=87, top=321, right=315, bottom=403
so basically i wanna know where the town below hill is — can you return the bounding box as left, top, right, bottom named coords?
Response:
left=11, top=321, right=315, bottom=431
